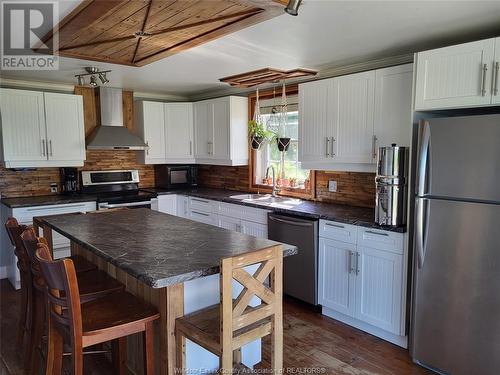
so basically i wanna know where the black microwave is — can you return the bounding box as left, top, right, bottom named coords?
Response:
left=154, top=165, right=198, bottom=189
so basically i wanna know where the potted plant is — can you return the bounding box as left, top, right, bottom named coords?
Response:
left=248, top=120, right=272, bottom=150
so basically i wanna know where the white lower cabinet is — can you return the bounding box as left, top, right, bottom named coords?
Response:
left=157, top=195, right=177, bottom=215
left=240, top=220, right=267, bottom=239
left=217, top=215, right=241, bottom=231
left=1, top=201, right=97, bottom=290
left=318, top=219, right=407, bottom=347
left=160, top=197, right=270, bottom=238
left=355, top=246, right=403, bottom=334
left=318, top=238, right=356, bottom=317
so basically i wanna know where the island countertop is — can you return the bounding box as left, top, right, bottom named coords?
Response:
left=35, top=208, right=297, bottom=288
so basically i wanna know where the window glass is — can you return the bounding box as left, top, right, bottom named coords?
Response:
left=255, top=110, right=310, bottom=189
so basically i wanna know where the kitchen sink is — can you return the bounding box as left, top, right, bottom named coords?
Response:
left=229, top=193, right=271, bottom=200
left=229, top=193, right=302, bottom=209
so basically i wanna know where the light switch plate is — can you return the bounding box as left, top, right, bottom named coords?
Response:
left=328, top=180, right=337, bottom=192
left=50, top=183, right=58, bottom=193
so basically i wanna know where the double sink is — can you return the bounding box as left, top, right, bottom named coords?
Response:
left=229, top=194, right=302, bottom=209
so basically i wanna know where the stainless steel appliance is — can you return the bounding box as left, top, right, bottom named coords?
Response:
left=86, top=87, right=148, bottom=150
left=375, top=144, right=409, bottom=227
left=268, top=213, right=318, bottom=305
left=60, top=167, right=79, bottom=194
left=154, top=165, right=198, bottom=189
left=81, top=170, right=157, bottom=210
left=411, top=115, right=500, bottom=375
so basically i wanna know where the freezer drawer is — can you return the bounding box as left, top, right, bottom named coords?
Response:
left=268, top=214, right=318, bottom=305
left=412, top=198, right=500, bottom=375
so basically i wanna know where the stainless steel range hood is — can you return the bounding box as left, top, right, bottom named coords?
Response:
left=86, top=87, right=149, bottom=150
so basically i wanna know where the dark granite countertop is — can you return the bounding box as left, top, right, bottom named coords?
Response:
left=1, top=194, right=99, bottom=208
left=142, top=187, right=407, bottom=233
left=36, top=209, right=297, bottom=288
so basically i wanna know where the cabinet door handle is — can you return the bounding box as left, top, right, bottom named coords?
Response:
left=146, top=141, right=149, bottom=155
left=480, top=63, right=488, bottom=96
left=325, top=137, right=330, bottom=157
left=348, top=250, right=354, bottom=274
left=41, top=139, right=46, bottom=157
left=494, top=61, right=499, bottom=96
left=191, top=198, right=210, bottom=204
left=189, top=140, right=192, bottom=155
left=49, top=140, right=53, bottom=156
left=191, top=210, right=210, bottom=217
left=325, top=222, right=345, bottom=229
left=331, top=137, right=336, bottom=156
left=207, top=141, right=212, bottom=155
left=365, top=230, right=389, bottom=237
left=355, top=252, right=360, bottom=275
left=372, top=135, right=378, bottom=160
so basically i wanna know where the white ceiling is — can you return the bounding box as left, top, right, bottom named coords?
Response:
left=2, top=0, right=500, bottom=99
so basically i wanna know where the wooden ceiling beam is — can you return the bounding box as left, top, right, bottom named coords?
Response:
left=132, top=0, right=153, bottom=63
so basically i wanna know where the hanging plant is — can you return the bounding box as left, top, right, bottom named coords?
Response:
left=248, top=120, right=272, bottom=150
left=275, top=80, right=290, bottom=152
left=249, top=88, right=272, bottom=150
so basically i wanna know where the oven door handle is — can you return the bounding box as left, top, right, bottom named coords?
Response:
left=100, top=201, right=151, bottom=209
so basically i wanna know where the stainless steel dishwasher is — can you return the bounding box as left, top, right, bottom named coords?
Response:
left=268, top=213, right=318, bottom=305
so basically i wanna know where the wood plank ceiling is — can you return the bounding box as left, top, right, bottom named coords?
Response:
left=43, top=0, right=287, bottom=67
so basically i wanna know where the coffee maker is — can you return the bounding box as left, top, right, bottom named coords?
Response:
left=60, top=168, right=80, bottom=194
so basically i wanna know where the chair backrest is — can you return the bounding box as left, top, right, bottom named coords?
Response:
left=35, top=243, right=83, bottom=342
left=21, top=227, right=49, bottom=289
left=5, top=217, right=31, bottom=274
left=219, top=245, right=283, bottom=347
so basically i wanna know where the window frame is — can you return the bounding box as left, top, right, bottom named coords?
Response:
left=247, top=85, right=315, bottom=200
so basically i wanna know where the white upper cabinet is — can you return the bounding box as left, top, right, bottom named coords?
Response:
left=414, top=38, right=497, bottom=110
left=194, top=100, right=212, bottom=159
left=0, top=89, right=46, bottom=163
left=299, top=79, right=333, bottom=164
left=493, top=38, right=500, bottom=105
left=300, top=66, right=411, bottom=171
left=374, top=64, right=413, bottom=153
left=332, top=70, right=375, bottom=164
left=135, top=101, right=194, bottom=164
left=193, top=96, right=248, bottom=166
left=44, top=92, right=85, bottom=162
left=165, top=103, right=194, bottom=163
left=0, top=88, right=85, bottom=168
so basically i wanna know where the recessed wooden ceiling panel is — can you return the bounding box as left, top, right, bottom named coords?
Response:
left=43, top=0, right=287, bottom=66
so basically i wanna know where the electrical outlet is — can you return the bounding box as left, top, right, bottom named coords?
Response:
left=50, top=183, right=58, bottom=193
left=328, top=180, right=337, bottom=192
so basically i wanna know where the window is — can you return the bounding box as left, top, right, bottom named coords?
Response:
left=254, top=96, right=310, bottom=190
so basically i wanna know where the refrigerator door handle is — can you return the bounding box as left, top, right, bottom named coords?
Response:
left=416, top=120, right=431, bottom=196
left=416, top=198, right=429, bottom=269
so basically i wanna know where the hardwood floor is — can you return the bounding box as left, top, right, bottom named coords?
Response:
left=0, top=280, right=430, bottom=375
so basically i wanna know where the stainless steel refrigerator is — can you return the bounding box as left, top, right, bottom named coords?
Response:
left=411, top=114, right=500, bottom=375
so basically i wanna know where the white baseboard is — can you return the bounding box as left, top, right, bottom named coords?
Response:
left=322, top=306, right=408, bottom=348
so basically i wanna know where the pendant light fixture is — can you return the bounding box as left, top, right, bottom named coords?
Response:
left=285, top=0, right=302, bottom=16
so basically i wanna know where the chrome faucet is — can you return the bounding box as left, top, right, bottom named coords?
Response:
left=265, top=165, right=280, bottom=197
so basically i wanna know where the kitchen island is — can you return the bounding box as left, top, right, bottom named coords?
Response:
left=34, top=208, right=296, bottom=375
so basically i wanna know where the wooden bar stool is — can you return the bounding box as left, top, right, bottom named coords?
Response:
left=4, top=218, right=34, bottom=363
left=175, top=245, right=283, bottom=374
left=20, top=228, right=125, bottom=374
left=35, top=242, right=160, bottom=375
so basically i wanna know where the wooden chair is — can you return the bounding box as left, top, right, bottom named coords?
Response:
left=4, top=218, right=33, bottom=363
left=21, top=227, right=125, bottom=375
left=35, top=242, right=160, bottom=375
left=175, top=245, right=283, bottom=374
